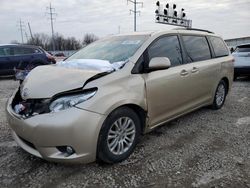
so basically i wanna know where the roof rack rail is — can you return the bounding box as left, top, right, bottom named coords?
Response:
left=173, top=27, right=214, bottom=34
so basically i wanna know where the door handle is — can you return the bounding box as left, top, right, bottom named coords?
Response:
left=191, top=67, right=199, bottom=73
left=180, top=69, right=189, bottom=76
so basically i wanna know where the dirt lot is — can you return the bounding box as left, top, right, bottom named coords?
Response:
left=0, top=78, right=249, bottom=188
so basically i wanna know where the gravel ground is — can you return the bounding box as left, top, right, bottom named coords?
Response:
left=0, top=77, right=249, bottom=188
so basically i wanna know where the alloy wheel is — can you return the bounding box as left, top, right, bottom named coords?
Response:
left=107, top=117, right=136, bottom=155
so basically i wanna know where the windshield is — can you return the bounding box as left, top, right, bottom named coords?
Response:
left=235, top=45, right=250, bottom=52
left=66, top=35, right=149, bottom=63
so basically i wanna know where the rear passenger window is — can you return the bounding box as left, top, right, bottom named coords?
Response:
left=182, top=36, right=211, bottom=62
left=14, top=47, right=35, bottom=55
left=209, top=36, right=229, bottom=57
left=22, top=48, right=35, bottom=54
left=148, top=35, right=182, bottom=67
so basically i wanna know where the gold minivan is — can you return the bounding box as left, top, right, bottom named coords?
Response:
left=6, top=29, right=234, bottom=164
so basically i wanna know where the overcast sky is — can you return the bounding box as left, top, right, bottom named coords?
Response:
left=0, top=0, right=249, bottom=43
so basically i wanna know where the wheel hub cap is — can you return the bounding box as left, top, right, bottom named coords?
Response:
left=216, top=84, right=225, bottom=106
left=107, top=117, right=136, bottom=155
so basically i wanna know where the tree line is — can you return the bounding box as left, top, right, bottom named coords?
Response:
left=13, top=33, right=98, bottom=51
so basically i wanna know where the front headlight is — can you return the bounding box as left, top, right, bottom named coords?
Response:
left=49, top=89, right=97, bottom=112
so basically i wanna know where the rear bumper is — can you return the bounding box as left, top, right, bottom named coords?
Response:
left=234, top=66, right=250, bottom=76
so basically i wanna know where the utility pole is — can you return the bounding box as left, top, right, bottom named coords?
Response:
left=25, top=31, right=29, bottom=42
left=46, top=3, right=57, bottom=51
left=118, top=25, right=121, bottom=34
left=127, top=0, right=143, bottom=32
left=18, top=19, right=25, bottom=44
left=28, top=22, right=34, bottom=41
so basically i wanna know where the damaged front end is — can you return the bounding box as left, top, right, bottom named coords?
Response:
left=12, top=82, right=100, bottom=119
left=10, top=59, right=127, bottom=118
left=12, top=88, right=50, bottom=118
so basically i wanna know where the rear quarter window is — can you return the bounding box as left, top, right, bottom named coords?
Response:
left=209, top=36, right=229, bottom=57
left=182, top=35, right=211, bottom=62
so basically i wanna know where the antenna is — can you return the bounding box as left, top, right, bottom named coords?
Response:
left=127, top=0, right=143, bottom=32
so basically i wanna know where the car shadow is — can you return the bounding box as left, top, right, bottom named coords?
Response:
left=235, top=76, right=250, bottom=82
left=0, top=75, right=15, bottom=80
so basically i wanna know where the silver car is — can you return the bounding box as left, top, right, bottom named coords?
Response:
left=232, top=43, right=250, bottom=79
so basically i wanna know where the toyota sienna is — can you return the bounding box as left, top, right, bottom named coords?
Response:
left=6, top=29, right=234, bottom=164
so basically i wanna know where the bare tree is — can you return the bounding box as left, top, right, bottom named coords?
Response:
left=25, top=32, right=97, bottom=51
left=27, top=33, right=50, bottom=49
left=82, top=33, right=98, bottom=46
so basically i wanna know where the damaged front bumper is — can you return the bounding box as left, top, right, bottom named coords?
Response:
left=6, top=89, right=106, bottom=163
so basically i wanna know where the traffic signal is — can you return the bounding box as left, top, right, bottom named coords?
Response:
left=173, top=4, right=176, bottom=9
left=156, top=1, right=160, bottom=6
left=164, top=9, right=168, bottom=15
left=174, top=10, right=177, bottom=17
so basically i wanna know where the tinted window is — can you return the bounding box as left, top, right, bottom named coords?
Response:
left=23, top=48, right=35, bottom=54
left=148, top=36, right=182, bottom=67
left=183, top=36, right=211, bottom=62
left=14, top=47, right=35, bottom=55
left=0, top=47, right=11, bottom=57
left=235, top=45, right=250, bottom=53
left=210, top=36, right=229, bottom=57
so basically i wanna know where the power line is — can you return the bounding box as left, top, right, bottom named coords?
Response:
left=46, top=3, right=57, bottom=51
left=127, top=0, right=143, bottom=32
left=18, top=19, right=25, bottom=44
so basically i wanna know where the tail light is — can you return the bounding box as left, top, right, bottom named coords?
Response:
left=45, top=52, right=56, bottom=64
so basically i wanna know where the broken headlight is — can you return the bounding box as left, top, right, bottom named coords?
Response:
left=49, top=90, right=97, bottom=112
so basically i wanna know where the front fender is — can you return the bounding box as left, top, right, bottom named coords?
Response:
left=76, top=71, right=147, bottom=115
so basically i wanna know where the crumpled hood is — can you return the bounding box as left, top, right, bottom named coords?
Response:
left=20, top=65, right=102, bottom=99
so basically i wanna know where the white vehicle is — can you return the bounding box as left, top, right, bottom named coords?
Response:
left=232, top=44, right=250, bottom=79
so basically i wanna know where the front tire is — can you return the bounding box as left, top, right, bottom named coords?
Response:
left=97, top=107, right=141, bottom=164
left=211, top=80, right=227, bottom=110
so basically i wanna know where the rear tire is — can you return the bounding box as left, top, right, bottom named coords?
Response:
left=97, top=107, right=141, bottom=164
left=211, top=80, right=227, bottom=110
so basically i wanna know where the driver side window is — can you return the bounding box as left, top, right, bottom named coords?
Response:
left=148, top=35, right=183, bottom=67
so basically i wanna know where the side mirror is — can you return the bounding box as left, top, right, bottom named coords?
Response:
left=148, top=57, right=171, bottom=72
